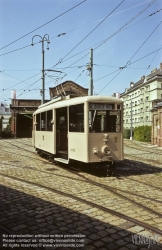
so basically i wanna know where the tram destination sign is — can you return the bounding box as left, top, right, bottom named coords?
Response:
left=89, top=103, right=113, bottom=110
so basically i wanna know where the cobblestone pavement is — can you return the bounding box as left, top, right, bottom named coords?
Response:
left=0, top=138, right=162, bottom=250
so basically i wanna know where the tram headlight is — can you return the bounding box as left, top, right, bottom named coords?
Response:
left=102, top=146, right=111, bottom=155
left=93, top=148, right=99, bottom=154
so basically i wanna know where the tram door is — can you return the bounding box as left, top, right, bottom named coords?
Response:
left=56, top=107, right=68, bottom=158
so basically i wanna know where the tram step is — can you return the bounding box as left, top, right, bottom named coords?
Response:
left=54, top=158, right=69, bottom=164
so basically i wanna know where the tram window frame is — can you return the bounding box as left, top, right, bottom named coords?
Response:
left=36, top=113, right=40, bottom=131
left=40, top=112, right=46, bottom=131
left=47, top=110, right=53, bottom=131
left=89, top=110, right=121, bottom=133
left=36, top=110, right=53, bottom=132
left=69, top=104, right=84, bottom=132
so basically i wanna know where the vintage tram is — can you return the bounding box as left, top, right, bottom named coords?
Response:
left=32, top=95, right=123, bottom=174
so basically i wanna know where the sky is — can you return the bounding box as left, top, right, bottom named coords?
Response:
left=0, top=0, right=161, bottom=104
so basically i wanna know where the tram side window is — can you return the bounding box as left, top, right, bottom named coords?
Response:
left=41, top=112, right=46, bottom=131
left=36, top=113, right=40, bottom=131
left=47, top=110, right=53, bottom=131
left=69, top=104, right=84, bottom=132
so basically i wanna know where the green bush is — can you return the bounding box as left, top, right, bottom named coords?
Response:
left=123, top=128, right=133, bottom=139
left=1, top=125, right=12, bottom=138
left=134, top=126, right=151, bottom=142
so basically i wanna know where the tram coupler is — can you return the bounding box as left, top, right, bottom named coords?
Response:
left=104, top=162, right=116, bottom=176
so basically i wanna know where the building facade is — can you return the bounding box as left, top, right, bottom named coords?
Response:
left=121, top=63, right=162, bottom=129
left=49, top=80, right=88, bottom=99
left=10, top=81, right=88, bottom=137
left=151, top=102, right=162, bottom=147
left=10, top=99, right=42, bottom=137
left=0, top=103, right=11, bottom=129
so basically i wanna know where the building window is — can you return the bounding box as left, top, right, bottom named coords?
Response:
left=141, top=117, right=143, bottom=122
left=146, top=96, right=149, bottom=101
left=141, top=108, right=143, bottom=113
left=146, top=116, right=149, bottom=121
left=141, top=98, right=143, bottom=103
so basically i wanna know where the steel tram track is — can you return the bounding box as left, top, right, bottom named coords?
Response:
left=1, top=172, right=162, bottom=236
left=124, top=143, right=162, bottom=157
left=1, top=145, right=162, bottom=221
left=0, top=148, right=54, bottom=166
left=1, top=151, right=162, bottom=218
left=1, top=140, right=162, bottom=231
left=1, top=158, right=162, bottom=206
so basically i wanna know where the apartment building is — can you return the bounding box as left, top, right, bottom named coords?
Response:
left=120, top=63, right=162, bottom=129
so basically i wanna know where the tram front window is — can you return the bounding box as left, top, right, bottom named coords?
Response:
left=89, top=110, right=121, bottom=133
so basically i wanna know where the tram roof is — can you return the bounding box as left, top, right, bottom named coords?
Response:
left=34, top=95, right=123, bottom=114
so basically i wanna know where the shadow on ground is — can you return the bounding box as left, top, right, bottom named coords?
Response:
left=0, top=184, right=162, bottom=250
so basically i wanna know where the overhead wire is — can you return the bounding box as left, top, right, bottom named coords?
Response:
left=52, top=1, right=159, bottom=72
left=98, top=20, right=162, bottom=94
left=0, top=72, right=41, bottom=91
left=0, top=0, right=87, bottom=51
left=49, top=0, right=154, bottom=39
left=0, top=3, right=160, bottom=63
left=143, top=44, right=162, bottom=75
left=1, top=1, right=160, bottom=100
left=50, top=0, right=125, bottom=69
left=60, top=0, right=159, bottom=87
left=93, top=0, right=157, bottom=51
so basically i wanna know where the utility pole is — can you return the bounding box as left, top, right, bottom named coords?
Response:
left=86, top=49, right=93, bottom=128
left=87, top=49, right=93, bottom=96
left=31, top=34, right=50, bottom=104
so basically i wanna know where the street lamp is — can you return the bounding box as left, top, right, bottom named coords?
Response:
left=31, top=34, right=50, bottom=104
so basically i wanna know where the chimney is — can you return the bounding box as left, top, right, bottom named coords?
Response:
left=160, top=62, right=162, bottom=71
left=11, top=90, right=16, bottom=99
left=151, top=68, right=157, bottom=73
left=130, top=82, right=134, bottom=88
left=141, top=76, right=145, bottom=80
left=116, top=92, right=120, bottom=98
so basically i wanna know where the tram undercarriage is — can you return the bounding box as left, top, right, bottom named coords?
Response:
left=36, top=148, right=116, bottom=176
